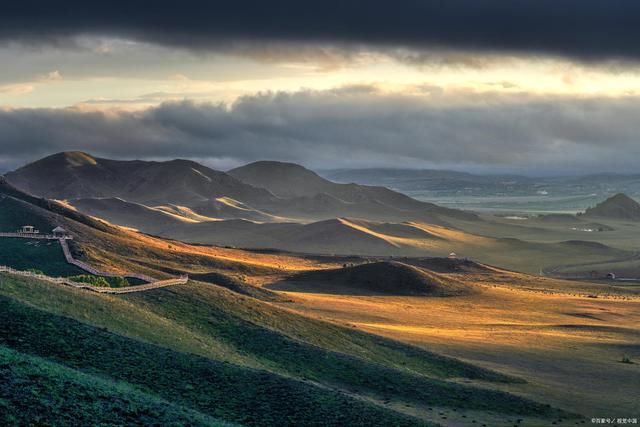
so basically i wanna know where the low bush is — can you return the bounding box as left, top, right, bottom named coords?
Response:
left=69, top=274, right=129, bottom=288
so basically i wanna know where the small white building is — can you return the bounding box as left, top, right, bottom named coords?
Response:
left=448, top=252, right=458, bottom=259
left=18, top=225, right=39, bottom=234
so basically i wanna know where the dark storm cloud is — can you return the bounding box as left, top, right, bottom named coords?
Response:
left=2, top=1, right=640, bottom=61
left=1, top=89, right=639, bottom=174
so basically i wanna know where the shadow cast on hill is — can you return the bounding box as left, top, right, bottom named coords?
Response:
left=266, top=261, right=477, bottom=297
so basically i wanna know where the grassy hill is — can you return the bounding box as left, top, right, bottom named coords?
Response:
left=582, top=193, right=640, bottom=221
left=0, top=345, right=232, bottom=426
left=0, top=290, right=425, bottom=426
left=268, top=261, right=475, bottom=296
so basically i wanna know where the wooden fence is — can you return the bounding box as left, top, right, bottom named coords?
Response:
left=0, top=265, right=188, bottom=294
left=0, top=233, right=187, bottom=293
left=0, top=232, right=69, bottom=240
left=58, top=238, right=156, bottom=283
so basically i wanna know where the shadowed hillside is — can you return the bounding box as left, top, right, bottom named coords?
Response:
left=72, top=197, right=190, bottom=233
left=6, top=152, right=478, bottom=225
left=156, top=216, right=632, bottom=274
left=229, top=160, right=478, bottom=222
left=268, top=261, right=475, bottom=296
left=6, top=152, right=273, bottom=206
left=158, top=218, right=445, bottom=255
left=581, top=193, right=640, bottom=221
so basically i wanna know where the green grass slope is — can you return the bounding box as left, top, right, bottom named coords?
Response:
left=0, top=345, right=232, bottom=426
left=0, top=273, right=578, bottom=424
left=0, top=292, right=427, bottom=427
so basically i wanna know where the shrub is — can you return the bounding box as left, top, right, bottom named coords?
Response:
left=69, top=275, right=129, bottom=288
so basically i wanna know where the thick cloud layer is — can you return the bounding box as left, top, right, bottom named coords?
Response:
left=2, top=1, right=640, bottom=61
left=1, top=89, right=639, bottom=174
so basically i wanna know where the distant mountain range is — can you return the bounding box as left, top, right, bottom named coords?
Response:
left=323, top=168, right=533, bottom=193
left=0, top=167, right=631, bottom=273
left=6, top=151, right=273, bottom=207
left=322, top=168, right=640, bottom=196
left=322, top=168, right=640, bottom=214
left=229, top=160, right=476, bottom=221
left=5, top=152, right=476, bottom=225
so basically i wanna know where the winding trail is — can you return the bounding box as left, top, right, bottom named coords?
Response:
left=58, top=238, right=156, bottom=283
left=0, top=266, right=188, bottom=293
left=0, top=234, right=188, bottom=293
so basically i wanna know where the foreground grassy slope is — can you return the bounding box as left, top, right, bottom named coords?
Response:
left=0, top=293, right=426, bottom=427
left=0, top=346, right=231, bottom=426
left=0, top=273, right=509, bottom=380
left=0, top=274, right=577, bottom=423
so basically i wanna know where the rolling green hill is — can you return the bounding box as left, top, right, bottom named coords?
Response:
left=268, top=261, right=475, bottom=296
left=0, top=346, right=233, bottom=426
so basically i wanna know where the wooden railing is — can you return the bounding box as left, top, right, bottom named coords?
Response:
left=0, top=231, right=186, bottom=293
left=0, top=265, right=188, bottom=294
left=57, top=238, right=156, bottom=283
left=0, top=232, right=71, bottom=240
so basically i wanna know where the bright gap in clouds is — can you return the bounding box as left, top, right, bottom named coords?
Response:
left=2, top=38, right=640, bottom=110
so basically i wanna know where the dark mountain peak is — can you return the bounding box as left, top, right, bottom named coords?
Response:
left=6, top=153, right=476, bottom=224
left=32, top=151, right=99, bottom=168
left=234, top=160, right=315, bottom=173
left=230, top=160, right=477, bottom=221
left=582, top=193, right=640, bottom=221
left=5, top=152, right=273, bottom=205
left=229, top=161, right=326, bottom=198
left=604, top=193, right=638, bottom=205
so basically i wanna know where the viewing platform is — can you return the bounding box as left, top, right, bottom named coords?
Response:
left=0, top=225, right=73, bottom=240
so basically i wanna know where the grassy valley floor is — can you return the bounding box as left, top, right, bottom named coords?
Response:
left=270, top=279, right=640, bottom=420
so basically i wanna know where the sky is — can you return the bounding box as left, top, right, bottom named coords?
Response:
left=1, top=1, right=640, bottom=175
